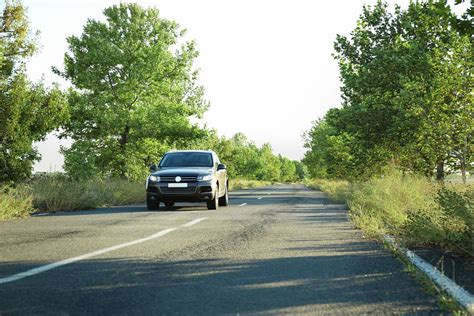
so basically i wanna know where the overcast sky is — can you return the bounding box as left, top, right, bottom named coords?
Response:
left=25, top=0, right=466, bottom=172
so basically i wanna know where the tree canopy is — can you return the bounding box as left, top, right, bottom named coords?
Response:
left=303, top=0, right=473, bottom=182
left=55, top=3, right=210, bottom=180
left=0, top=0, right=68, bottom=183
left=189, top=131, right=302, bottom=182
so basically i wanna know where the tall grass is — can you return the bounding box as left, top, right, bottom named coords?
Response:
left=306, top=171, right=474, bottom=257
left=304, top=179, right=351, bottom=204
left=229, top=179, right=272, bottom=191
left=0, top=186, right=34, bottom=221
left=0, top=176, right=273, bottom=221
left=0, top=176, right=145, bottom=221
left=30, top=177, right=145, bottom=212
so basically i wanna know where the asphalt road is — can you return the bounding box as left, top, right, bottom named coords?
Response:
left=0, top=184, right=439, bottom=315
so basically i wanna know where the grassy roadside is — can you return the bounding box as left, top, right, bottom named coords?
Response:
left=229, top=179, right=272, bottom=191
left=306, top=173, right=473, bottom=313
left=305, top=172, right=474, bottom=258
left=0, top=177, right=272, bottom=221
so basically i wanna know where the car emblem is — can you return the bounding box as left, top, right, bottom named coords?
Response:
left=175, top=176, right=181, bottom=183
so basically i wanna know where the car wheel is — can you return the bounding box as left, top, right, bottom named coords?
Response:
left=147, top=197, right=160, bottom=211
left=207, top=185, right=219, bottom=210
left=219, top=183, right=229, bottom=206
left=164, top=201, right=175, bottom=209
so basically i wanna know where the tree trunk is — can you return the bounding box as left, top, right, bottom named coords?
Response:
left=118, top=126, right=130, bottom=178
left=436, top=160, right=444, bottom=181
left=460, top=155, right=466, bottom=185
left=460, top=138, right=467, bottom=185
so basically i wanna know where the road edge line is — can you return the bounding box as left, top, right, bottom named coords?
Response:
left=0, top=217, right=210, bottom=285
left=383, top=235, right=474, bottom=313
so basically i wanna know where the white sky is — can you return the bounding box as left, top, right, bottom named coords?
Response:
left=25, top=0, right=467, bottom=172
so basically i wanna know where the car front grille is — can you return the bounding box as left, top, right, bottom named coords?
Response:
left=160, top=176, right=197, bottom=183
left=159, top=186, right=197, bottom=194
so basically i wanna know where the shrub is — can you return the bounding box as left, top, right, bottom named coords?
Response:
left=307, top=171, right=473, bottom=257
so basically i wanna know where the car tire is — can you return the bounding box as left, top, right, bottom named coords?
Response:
left=147, top=197, right=160, bottom=211
left=219, top=183, right=229, bottom=206
left=207, top=186, right=219, bottom=210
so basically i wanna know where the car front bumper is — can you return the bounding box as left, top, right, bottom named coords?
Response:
left=146, top=181, right=216, bottom=202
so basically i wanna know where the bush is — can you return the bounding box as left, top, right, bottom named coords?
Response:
left=307, top=171, right=474, bottom=257
left=404, top=186, right=473, bottom=256
left=348, top=171, right=437, bottom=237
left=0, top=186, right=34, bottom=221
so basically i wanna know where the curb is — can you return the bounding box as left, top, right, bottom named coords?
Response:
left=383, top=235, right=474, bottom=314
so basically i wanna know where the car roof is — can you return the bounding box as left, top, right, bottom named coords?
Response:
left=165, top=150, right=215, bottom=155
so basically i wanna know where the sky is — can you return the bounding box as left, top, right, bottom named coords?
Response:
left=24, top=0, right=467, bottom=172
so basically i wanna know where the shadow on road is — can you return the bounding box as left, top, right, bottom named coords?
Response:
left=0, top=252, right=437, bottom=314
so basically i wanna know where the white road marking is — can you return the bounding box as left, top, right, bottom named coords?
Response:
left=384, top=235, right=474, bottom=313
left=0, top=217, right=208, bottom=285
left=239, top=203, right=247, bottom=206
left=181, top=217, right=207, bottom=227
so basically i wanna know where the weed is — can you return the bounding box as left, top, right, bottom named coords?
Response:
left=0, top=185, right=34, bottom=221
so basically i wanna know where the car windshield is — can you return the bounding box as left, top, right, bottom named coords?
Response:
left=159, top=152, right=213, bottom=167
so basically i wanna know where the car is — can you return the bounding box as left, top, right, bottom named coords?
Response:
left=146, top=150, right=229, bottom=210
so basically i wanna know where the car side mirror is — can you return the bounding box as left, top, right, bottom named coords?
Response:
left=217, top=163, right=226, bottom=171
left=149, top=164, right=157, bottom=172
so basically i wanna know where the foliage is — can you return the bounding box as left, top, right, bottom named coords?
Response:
left=30, top=175, right=144, bottom=212
left=0, top=184, right=34, bottom=220
left=0, top=0, right=68, bottom=184
left=0, top=174, right=272, bottom=221
left=188, top=131, right=302, bottom=182
left=405, top=186, right=474, bottom=255
left=55, top=3, right=208, bottom=181
left=303, top=1, right=473, bottom=181
left=304, top=178, right=351, bottom=204
left=228, top=179, right=272, bottom=191
left=309, top=171, right=474, bottom=257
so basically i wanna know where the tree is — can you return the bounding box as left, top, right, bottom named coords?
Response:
left=189, top=130, right=299, bottom=181
left=0, top=0, right=67, bottom=183
left=323, top=0, right=473, bottom=180
left=55, top=3, right=208, bottom=180
left=279, top=155, right=298, bottom=182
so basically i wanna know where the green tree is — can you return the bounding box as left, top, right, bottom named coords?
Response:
left=56, top=3, right=208, bottom=180
left=279, top=155, right=298, bottom=182
left=0, top=0, right=67, bottom=183
left=326, top=0, right=473, bottom=179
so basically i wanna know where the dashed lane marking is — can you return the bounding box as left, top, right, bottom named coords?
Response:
left=0, top=218, right=208, bottom=285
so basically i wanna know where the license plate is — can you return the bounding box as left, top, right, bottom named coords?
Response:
left=168, top=183, right=188, bottom=188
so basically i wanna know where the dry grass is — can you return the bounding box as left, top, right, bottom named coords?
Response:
left=0, top=176, right=144, bottom=221
left=0, top=185, right=35, bottom=221
left=1, top=176, right=273, bottom=221
left=306, top=171, right=474, bottom=257
left=229, top=179, right=272, bottom=191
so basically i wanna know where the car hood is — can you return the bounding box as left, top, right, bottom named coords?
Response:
left=151, top=167, right=213, bottom=176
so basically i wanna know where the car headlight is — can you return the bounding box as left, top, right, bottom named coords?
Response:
left=149, top=175, right=160, bottom=182
left=197, top=174, right=213, bottom=182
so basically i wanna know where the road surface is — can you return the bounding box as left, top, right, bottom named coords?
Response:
left=0, top=184, right=439, bottom=314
